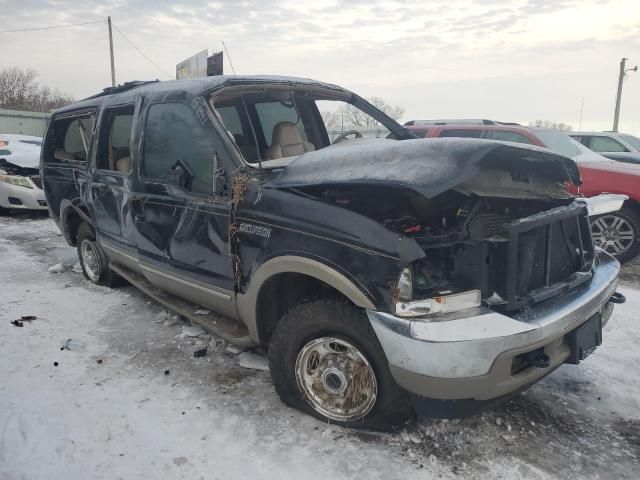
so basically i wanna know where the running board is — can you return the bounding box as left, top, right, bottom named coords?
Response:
left=110, top=262, right=256, bottom=348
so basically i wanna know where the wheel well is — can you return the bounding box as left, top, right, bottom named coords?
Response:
left=255, top=272, right=351, bottom=345
left=62, top=206, right=90, bottom=246
left=623, top=199, right=640, bottom=216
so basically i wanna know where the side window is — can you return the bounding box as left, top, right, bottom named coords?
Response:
left=588, top=136, right=628, bottom=153
left=440, top=129, right=484, bottom=138
left=96, top=105, right=134, bottom=172
left=217, top=106, right=243, bottom=136
left=216, top=104, right=259, bottom=163
left=491, top=130, right=533, bottom=145
left=255, top=101, right=308, bottom=146
left=143, top=102, right=215, bottom=195
left=44, top=113, right=95, bottom=165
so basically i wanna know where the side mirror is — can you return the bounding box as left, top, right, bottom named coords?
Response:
left=212, top=152, right=226, bottom=196
left=169, top=159, right=193, bottom=189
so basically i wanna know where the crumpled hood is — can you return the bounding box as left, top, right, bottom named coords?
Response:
left=0, top=134, right=42, bottom=169
left=268, top=138, right=581, bottom=198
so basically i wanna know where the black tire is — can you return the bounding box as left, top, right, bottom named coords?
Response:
left=590, top=206, right=640, bottom=264
left=268, top=298, right=414, bottom=431
left=76, top=222, right=123, bottom=287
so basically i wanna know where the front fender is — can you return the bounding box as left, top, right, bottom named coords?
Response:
left=236, top=255, right=376, bottom=342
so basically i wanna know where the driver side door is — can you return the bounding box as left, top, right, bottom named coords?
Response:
left=133, top=93, right=237, bottom=317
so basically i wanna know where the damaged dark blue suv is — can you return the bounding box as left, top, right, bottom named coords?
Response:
left=42, top=76, right=623, bottom=429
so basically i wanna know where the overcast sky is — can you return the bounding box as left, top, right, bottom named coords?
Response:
left=2, top=0, right=639, bottom=132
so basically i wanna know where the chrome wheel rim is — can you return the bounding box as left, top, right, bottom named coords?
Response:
left=591, top=214, right=636, bottom=256
left=295, top=337, right=377, bottom=422
left=81, top=239, right=101, bottom=282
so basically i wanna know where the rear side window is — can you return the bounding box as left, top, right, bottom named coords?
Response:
left=440, top=129, right=484, bottom=138
left=142, top=102, right=215, bottom=195
left=44, top=112, right=96, bottom=165
left=491, top=130, right=533, bottom=145
left=96, top=105, right=134, bottom=172
left=588, top=136, right=629, bottom=153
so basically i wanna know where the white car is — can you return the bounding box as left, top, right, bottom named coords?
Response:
left=0, top=134, right=47, bottom=214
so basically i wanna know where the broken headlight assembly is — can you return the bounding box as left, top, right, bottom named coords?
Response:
left=0, top=170, right=33, bottom=189
left=393, top=264, right=481, bottom=318
left=395, top=289, right=482, bottom=318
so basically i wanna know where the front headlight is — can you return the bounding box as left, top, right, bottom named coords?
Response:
left=395, top=289, right=482, bottom=318
left=0, top=173, right=33, bottom=189
left=397, top=268, right=413, bottom=301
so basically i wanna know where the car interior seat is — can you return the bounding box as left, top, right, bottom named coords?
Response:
left=264, top=121, right=315, bottom=160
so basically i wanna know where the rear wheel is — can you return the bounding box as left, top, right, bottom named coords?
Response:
left=76, top=222, right=122, bottom=287
left=268, top=299, right=414, bottom=430
left=590, top=206, right=640, bottom=263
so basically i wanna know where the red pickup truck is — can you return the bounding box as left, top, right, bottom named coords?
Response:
left=405, top=122, right=640, bottom=262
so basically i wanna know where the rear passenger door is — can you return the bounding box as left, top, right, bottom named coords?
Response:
left=133, top=93, right=237, bottom=317
left=89, top=104, right=136, bottom=252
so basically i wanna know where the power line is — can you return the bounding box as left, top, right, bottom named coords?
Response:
left=0, top=20, right=103, bottom=34
left=111, top=23, right=173, bottom=79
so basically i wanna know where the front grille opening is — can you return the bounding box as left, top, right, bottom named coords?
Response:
left=501, top=205, right=594, bottom=311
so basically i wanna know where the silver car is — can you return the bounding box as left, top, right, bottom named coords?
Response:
left=571, top=131, right=640, bottom=165
left=0, top=134, right=47, bottom=214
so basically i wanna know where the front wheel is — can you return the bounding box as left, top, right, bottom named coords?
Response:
left=590, top=206, right=640, bottom=263
left=76, top=222, right=122, bottom=287
left=268, top=299, right=414, bottom=430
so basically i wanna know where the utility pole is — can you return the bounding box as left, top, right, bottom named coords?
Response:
left=107, top=16, right=116, bottom=87
left=613, top=57, right=637, bottom=132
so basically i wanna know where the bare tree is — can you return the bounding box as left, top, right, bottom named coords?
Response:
left=367, top=97, right=405, bottom=122
left=320, top=110, right=340, bottom=128
left=0, top=67, right=38, bottom=109
left=337, top=97, right=406, bottom=127
left=529, top=120, right=574, bottom=131
left=0, top=67, right=73, bottom=112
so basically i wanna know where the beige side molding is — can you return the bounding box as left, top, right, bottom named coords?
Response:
left=237, top=255, right=376, bottom=342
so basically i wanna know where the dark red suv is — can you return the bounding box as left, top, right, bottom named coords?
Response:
left=405, top=122, right=640, bottom=263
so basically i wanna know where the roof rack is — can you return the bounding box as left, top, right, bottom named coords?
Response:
left=84, top=80, right=160, bottom=100
left=404, top=119, right=521, bottom=126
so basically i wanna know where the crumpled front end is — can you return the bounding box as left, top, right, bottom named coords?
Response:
left=367, top=249, right=620, bottom=416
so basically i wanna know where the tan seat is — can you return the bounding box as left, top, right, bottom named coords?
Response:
left=115, top=156, right=131, bottom=173
left=264, top=121, right=314, bottom=160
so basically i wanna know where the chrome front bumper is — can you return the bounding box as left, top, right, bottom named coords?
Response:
left=0, top=182, right=47, bottom=210
left=367, top=249, right=620, bottom=400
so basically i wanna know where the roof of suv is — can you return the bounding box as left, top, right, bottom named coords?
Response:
left=54, top=75, right=348, bottom=115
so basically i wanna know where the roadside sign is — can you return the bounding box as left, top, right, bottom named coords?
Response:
left=176, top=49, right=208, bottom=80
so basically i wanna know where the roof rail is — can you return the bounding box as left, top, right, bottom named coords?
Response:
left=405, top=119, right=497, bottom=126
left=404, top=119, right=521, bottom=127
left=84, top=80, right=160, bottom=100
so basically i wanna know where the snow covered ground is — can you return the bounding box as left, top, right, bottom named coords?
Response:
left=1, top=213, right=639, bottom=479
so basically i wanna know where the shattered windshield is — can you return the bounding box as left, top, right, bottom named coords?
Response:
left=534, top=130, right=581, bottom=158
left=210, top=87, right=414, bottom=165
